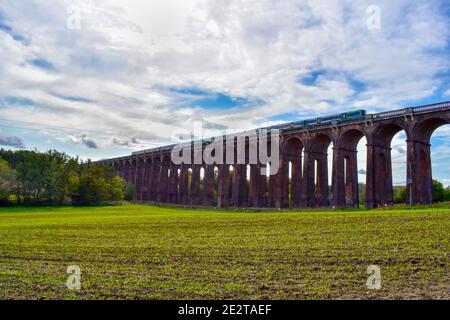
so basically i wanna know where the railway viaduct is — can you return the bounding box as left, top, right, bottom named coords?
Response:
left=96, top=101, right=450, bottom=208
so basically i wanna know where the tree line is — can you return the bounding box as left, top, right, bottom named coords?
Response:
left=0, top=149, right=134, bottom=206
left=358, top=181, right=450, bottom=204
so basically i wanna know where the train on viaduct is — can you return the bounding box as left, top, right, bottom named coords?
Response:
left=96, top=101, right=450, bottom=209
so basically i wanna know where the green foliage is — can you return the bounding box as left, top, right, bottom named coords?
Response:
left=393, top=186, right=407, bottom=204
left=123, top=181, right=136, bottom=201
left=55, top=158, right=80, bottom=205
left=358, top=183, right=365, bottom=205
left=78, top=165, right=111, bottom=205
left=432, top=179, right=450, bottom=203
left=0, top=157, right=16, bottom=204
left=0, top=149, right=125, bottom=206
left=110, top=176, right=125, bottom=201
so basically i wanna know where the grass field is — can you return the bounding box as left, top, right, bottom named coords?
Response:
left=0, top=205, right=448, bottom=300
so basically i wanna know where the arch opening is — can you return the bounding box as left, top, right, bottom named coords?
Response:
left=367, top=124, right=406, bottom=208
left=265, top=163, right=270, bottom=207
left=314, top=159, right=318, bottom=196
left=283, top=137, right=303, bottom=207
left=335, top=129, right=365, bottom=207
left=213, top=166, right=219, bottom=206
left=307, top=133, right=332, bottom=207
left=200, top=167, right=205, bottom=195
left=391, top=131, right=407, bottom=206
left=415, top=118, right=450, bottom=204
left=177, top=168, right=181, bottom=193
left=188, top=168, right=193, bottom=197
left=228, top=165, right=234, bottom=201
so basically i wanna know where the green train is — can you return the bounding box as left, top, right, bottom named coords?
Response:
left=269, top=109, right=366, bottom=130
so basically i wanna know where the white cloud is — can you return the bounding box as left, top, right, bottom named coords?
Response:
left=0, top=0, right=448, bottom=159
left=68, top=134, right=98, bottom=149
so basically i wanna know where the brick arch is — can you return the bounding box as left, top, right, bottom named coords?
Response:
left=156, top=155, right=170, bottom=203
left=123, top=159, right=132, bottom=182
left=138, top=157, right=150, bottom=201
left=413, top=117, right=449, bottom=143
left=308, top=133, right=333, bottom=153
left=167, top=163, right=179, bottom=204
left=189, top=165, right=202, bottom=206
left=130, top=158, right=139, bottom=186
left=178, top=164, right=191, bottom=205
left=281, top=136, right=304, bottom=207
left=202, top=164, right=215, bottom=206
left=407, top=117, right=450, bottom=205
left=282, top=136, right=304, bottom=155
left=144, top=156, right=158, bottom=202
left=365, top=123, right=408, bottom=208
left=300, top=133, right=333, bottom=207
left=134, top=157, right=145, bottom=200
left=332, top=128, right=366, bottom=208
left=337, top=128, right=366, bottom=151
left=212, top=165, right=220, bottom=206
left=371, top=123, right=407, bottom=147
left=116, top=160, right=125, bottom=179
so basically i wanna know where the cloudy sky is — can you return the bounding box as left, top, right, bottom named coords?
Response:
left=0, top=0, right=449, bottom=185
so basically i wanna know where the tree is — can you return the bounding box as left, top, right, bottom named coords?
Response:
left=14, top=151, right=47, bottom=203
left=76, top=164, right=125, bottom=205
left=0, top=157, right=16, bottom=204
left=55, top=158, right=80, bottom=205
left=446, top=186, right=450, bottom=202
left=77, top=165, right=111, bottom=205
left=110, top=176, right=125, bottom=201
left=432, top=179, right=447, bottom=203
left=7, top=150, right=74, bottom=205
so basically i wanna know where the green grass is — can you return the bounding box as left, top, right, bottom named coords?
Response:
left=0, top=205, right=448, bottom=300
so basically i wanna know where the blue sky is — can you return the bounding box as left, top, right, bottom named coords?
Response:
left=0, top=0, right=449, bottom=185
